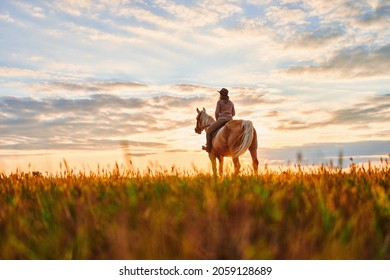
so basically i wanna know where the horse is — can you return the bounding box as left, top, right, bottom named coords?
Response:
left=194, top=107, right=259, bottom=176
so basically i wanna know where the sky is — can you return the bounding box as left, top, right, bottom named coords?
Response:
left=0, top=0, right=389, bottom=173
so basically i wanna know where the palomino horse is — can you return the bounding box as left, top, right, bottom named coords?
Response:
left=195, top=108, right=259, bottom=176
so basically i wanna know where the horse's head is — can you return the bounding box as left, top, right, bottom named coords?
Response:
left=194, top=107, right=206, bottom=134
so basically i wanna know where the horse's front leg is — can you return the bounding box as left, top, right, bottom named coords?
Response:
left=217, top=156, right=224, bottom=176
left=232, top=157, right=241, bottom=175
left=209, top=153, right=217, bottom=176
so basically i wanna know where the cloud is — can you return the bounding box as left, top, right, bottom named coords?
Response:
left=276, top=120, right=318, bottom=131
left=287, top=25, right=345, bottom=48
left=62, top=22, right=141, bottom=45
left=33, top=81, right=149, bottom=94
left=302, top=0, right=360, bottom=19
left=15, top=2, right=46, bottom=19
left=2, top=0, right=390, bottom=173
left=0, top=65, right=93, bottom=84
left=0, top=92, right=213, bottom=151
left=165, top=149, right=191, bottom=153
left=260, top=140, right=390, bottom=166
left=0, top=138, right=166, bottom=151
left=268, top=0, right=389, bottom=58
left=355, top=0, right=390, bottom=26
left=280, top=45, right=390, bottom=79
left=266, top=6, right=308, bottom=26
left=0, top=66, right=41, bottom=79
left=170, top=84, right=214, bottom=93
left=0, top=13, right=15, bottom=23
left=234, top=93, right=272, bottom=106
left=49, top=0, right=107, bottom=17
left=0, top=85, right=289, bottom=152
left=328, top=94, right=390, bottom=125
left=263, top=110, right=279, bottom=118
left=0, top=95, right=143, bottom=150
left=150, top=95, right=206, bottom=109
left=275, top=94, right=390, bottom=130
left=153, top=0, right=243, bottom=28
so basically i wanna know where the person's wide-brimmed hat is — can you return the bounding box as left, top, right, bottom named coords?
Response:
left=218, top=88, right=229, bottom=96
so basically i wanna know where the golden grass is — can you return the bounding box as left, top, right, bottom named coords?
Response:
left=0, top=160, right=389, bottom=259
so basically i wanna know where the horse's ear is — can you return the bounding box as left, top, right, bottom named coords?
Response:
left=196, top=108, right=200, bottom=113
left=202, top=107, right=206, bottom=112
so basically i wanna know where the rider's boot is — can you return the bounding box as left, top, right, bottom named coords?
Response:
left=202, top=133, right=212, bottom=152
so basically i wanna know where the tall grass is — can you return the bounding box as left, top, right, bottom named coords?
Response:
left=0, top=160, right=389, bottom=259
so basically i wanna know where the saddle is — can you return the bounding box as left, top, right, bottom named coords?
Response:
left=211, top=126, right=223, bottom=139
left=210, top=120, right=231, bottom=139
left=203, top=121, right=231, bottom=152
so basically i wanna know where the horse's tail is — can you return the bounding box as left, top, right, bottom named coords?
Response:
left=232, top=120, right=254, bottom=158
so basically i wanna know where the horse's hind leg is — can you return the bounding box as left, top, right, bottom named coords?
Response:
left=232, top=157, right=241, bottom=175
left=250, top=150, right=259, bottom=175
left=249, top=129, right=259, bottom=175
left=217, top=156, right=224, bottom=176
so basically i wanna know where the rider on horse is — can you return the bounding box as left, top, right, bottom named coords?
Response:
left=202, top=88, right=235, bottom=153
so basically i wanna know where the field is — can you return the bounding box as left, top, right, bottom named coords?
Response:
left=0, top=160, right=389, bottom=260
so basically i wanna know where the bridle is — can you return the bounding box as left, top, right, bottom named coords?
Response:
left=195, top=110, right=212, bottom=134
left=195, top=111, right=203, bottom=134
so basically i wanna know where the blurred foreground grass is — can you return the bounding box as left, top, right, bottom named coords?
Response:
left=0, top=162, right=389, bottom=259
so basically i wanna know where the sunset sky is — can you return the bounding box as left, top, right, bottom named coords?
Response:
left=1, top=0, right=389, bottom=173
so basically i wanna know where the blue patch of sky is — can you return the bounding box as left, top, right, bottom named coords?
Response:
left=0, top=85, right=26, bottom=98
left=242, top=2, right=267, bottom=19
left=240, top=2, right=275, bottom=30
left=303, top=16, right=321, bottom=31
left=146, top=1, right=176, bottom=20
left=0, top=7, right=78, bottom=69
left=377, top=3, right=390, bottom=18
left=357, top=6, right=375, bottom=21
left=217, top=15, right=241, bottom=29
left=0, top=29, right=43, bottom=71
left=174, top=0, right=199, bottom=5
left=1, top=1, right=20, bottom=13
left=281, top=1, right=304, bottom=10
left=0, top=0, right=8, bottom=8
left=109, top=14, right=150, bottom=31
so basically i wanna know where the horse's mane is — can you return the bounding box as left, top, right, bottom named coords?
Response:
left=201, top=111, right=215, bottom=127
